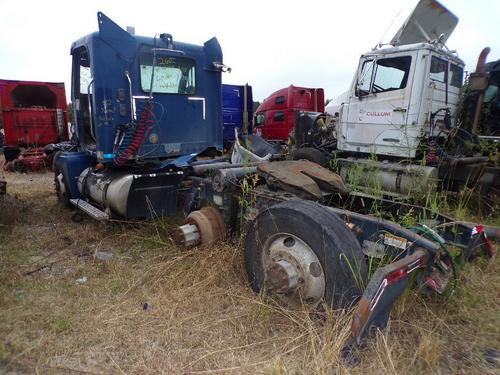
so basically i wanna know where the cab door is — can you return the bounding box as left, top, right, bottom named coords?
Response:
left=342, top=52, right=418, bottom=157
left=427, top=54, right=464, bottom=129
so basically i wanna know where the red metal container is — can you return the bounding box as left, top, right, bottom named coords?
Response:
left=0, top=80, right=68, bottom=150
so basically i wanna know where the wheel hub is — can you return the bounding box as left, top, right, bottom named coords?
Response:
left=267, top=259, right=298, bottom=292
left=264, top=234, right=325, bottom=305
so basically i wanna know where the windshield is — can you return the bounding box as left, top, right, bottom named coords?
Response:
left=357, top=56, right=411, bottom=96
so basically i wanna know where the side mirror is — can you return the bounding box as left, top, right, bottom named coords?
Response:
left=355, top=84, right=361, bottom=98
left=255, top=114, right=265, bottom=126
left=355, top=83, right=369, bottom=99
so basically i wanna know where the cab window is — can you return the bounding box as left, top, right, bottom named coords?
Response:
left=140, top=54, right=196, bottom=94
left=255, top=113, right=265, bottom=125
left=449, top=64, right=464, bottom=88
left=372, top=56, right=411, bottom=93
left=273, top=112, right=284, bottom=121
left=357, top=60, right=374, bottom=96
left=357, top=56, right=411, bottom=96
left=430, top=57, right=447, bottom=83
left=72, top=47, right=95, bottom=148
left=275, top=96, right=285, bottom=105
left=484, top=85, right=498, bottom=103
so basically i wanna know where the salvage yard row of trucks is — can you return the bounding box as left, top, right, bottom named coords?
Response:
left=1, top=0, right=498, bottom=356
left=0, top=79, right=251, bottom=171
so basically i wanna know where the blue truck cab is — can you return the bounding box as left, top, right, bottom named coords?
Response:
left=54, top=12, right=228, bottom=219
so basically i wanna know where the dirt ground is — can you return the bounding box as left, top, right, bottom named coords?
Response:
left=0, top=170, right=498, bottom=374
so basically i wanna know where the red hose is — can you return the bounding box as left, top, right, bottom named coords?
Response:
left=114, top=103, right=154, bottom=166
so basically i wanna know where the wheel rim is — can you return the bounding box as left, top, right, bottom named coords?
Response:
left=262, top=233, right=326, bottom=306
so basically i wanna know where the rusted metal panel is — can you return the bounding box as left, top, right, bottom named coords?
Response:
left=172, top=206, right=225, bottom=247
left=257, top=160, right=348, bottom=199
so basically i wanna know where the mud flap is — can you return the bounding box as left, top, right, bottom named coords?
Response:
left=126, top=172, right=184, bottom=218
left=344, top=249, right=429, bottom=355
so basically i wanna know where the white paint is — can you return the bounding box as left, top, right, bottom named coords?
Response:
left=188, top=97, right=206, bottom=120
left=358, top=109, right=393, bottom=124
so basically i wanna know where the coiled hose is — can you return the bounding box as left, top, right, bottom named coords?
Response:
left=113, top=102, right=154, bottom=166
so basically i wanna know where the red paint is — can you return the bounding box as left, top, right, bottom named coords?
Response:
left=0, top=79, right=68, bottom=148
left=3, top=147, right=50, bottom=172
left=366, top=111, right=391, bottom=117
left=253, top=85, right=324, bottom=141
left=424, top=275, right=441, bottom=291
left=385, top=268, right=407, bottom=285
left=472, top=225, right=494, bottom=257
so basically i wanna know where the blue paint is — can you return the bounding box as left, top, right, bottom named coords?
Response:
left=158, top=153, right=197, bottom=170
left=222, top=84, right=253, bottom=141
left=55, top=12, right=228, bottom=216
left=71, top=12, right=224, bottom=163
left=53, top=152, right=92, bottom=199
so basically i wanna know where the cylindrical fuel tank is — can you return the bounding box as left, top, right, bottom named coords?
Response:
left=212, top=166, right=258, bottom=192
left=337, top=158, right=438, bottom=196
left=77, top=168, right=134, bottom=217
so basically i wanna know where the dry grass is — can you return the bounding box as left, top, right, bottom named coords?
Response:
left=0, top=170, right=498, bottom=374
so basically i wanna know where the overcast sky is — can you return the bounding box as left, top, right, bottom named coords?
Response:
left=1, top=0, right=499, bottom=102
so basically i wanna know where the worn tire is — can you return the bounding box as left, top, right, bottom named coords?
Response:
left=244, top=200, right=367, bottom=309
left=3, top=147, right=20, bottom=162
left=292, top=147, right=329, bottom=167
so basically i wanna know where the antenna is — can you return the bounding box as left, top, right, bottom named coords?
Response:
left=374, top=0, right=415, bottom=49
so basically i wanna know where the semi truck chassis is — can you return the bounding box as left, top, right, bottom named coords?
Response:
left=168, top=154, right=495, bottom=354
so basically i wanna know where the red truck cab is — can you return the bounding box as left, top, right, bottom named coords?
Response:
left=253, top=85, right=324, bottom=141
left=0, top=80, right=68, bottom=161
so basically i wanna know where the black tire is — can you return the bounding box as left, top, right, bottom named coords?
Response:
left=244, top=200, right=367, bottom=309
left=292, top=147, right=329, bottom=167
left=3, top=147, right=20, bottom=162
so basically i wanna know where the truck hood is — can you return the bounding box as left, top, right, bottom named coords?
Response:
left=390, top=0, right=458, bottom=47
left=325, top=91, right=349, bottom=116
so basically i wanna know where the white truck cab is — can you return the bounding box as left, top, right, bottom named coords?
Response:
left=337, top=0, right=464, bottom=159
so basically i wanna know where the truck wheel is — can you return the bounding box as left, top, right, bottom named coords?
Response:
left=244, top=200, right=366, bottom=308
left=3, top=147, right=20, bottom=162
left=54, top=167, right=71, bottom=207
left=292, top=147, right=329, bottom=167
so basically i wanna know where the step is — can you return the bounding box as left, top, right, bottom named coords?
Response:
left=70, top=199, right=109, bottom=221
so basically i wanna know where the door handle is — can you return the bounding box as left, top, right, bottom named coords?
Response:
left=393, top=107, right=407, bottom=112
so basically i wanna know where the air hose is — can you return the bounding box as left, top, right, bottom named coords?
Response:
left=113, top=102, right=154, bottom=166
